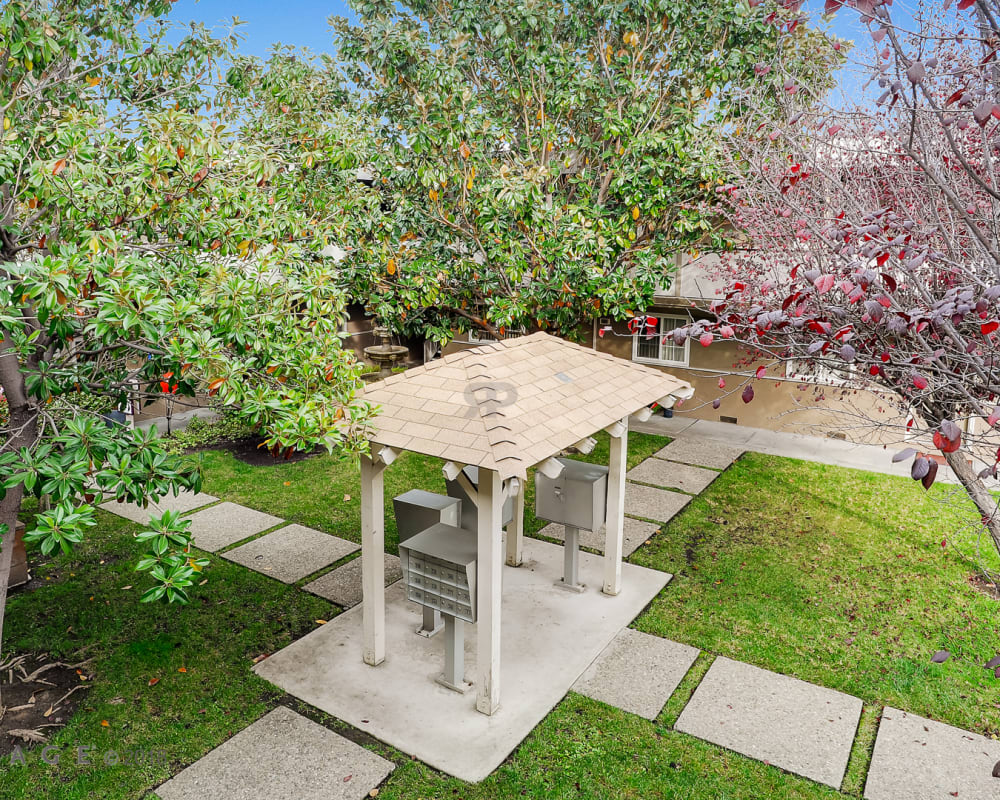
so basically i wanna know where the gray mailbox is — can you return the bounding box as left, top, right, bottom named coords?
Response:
left=445, top=465, right=514, bottom=532
left=535, top=457, right=609, bottom=592
left=399, top=523, right=477, bottom=693
left=392, top=490, right=461, bottom=637
left=392, top=489, right=461, bottom=542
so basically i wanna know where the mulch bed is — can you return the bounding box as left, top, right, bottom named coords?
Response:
left=186, top=436, right=323, bottom=467
left=0, top=653, right=93, bottom=756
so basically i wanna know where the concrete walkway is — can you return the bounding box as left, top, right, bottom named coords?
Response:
left=99, top=434, right=998, bottom=797
left=632, top=415, right=1000, bottom=488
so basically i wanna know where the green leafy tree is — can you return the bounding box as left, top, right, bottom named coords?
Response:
left=331, top=0, right=840, bottom=341
left=0, top=0, right=374, bottom=695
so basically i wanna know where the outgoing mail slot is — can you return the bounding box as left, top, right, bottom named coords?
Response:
left=535, top=457, right=609, bottom=532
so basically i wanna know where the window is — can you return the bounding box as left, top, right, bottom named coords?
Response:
left=631, top=315, right=689, bottom=367
left=466, top=326, right=527, bottom=343
left=786, top=360, right=857, bottom=386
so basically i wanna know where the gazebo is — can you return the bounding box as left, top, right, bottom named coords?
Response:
left=359, top=332, right=691, bottom=716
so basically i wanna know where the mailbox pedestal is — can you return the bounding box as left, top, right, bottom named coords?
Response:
left=535, top=458, right=609, bottom=592
left=393, top=490, right=462, bottom=637
left=399, top=523, right=477, bottom=693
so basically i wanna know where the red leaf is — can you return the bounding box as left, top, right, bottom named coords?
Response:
left=720, top=325, right=734, bottom=339
left=876, top=252, right=889, bottom=267
left=52, top=158, right=67, bottom=175
left=922, top=459, right=938, bottom=489
left=718, top=377, right=726, bottom=389
left=958, top=0, right=976, bottom=9
left=981, top=321, right=999, bottom=335
left=699, top=332, right=714, bottom=347
left=912, top=373, right=928, bottom=390
left=742, top=384, right=755, bottom=404
left=881, top=273, right=897, bottom=293
left=814, top=273, right=835, bottom=294
left=712, top=398, right=722, bottom=410
left=988, top=407, right=1000, bottom=427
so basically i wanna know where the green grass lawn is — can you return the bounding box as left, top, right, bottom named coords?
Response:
left=2, top=434, right=998, bottom=799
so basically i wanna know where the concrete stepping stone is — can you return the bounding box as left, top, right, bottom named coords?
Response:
left=304, top=554, right=402, bottom=608
left=675, top=657, right=862, bottom=788
left=573, top=629, right=698, bottom=720
left=654, top=439, right=744, bottom=470
left=627, top=459, right=720, bottom=495
left=222, top=524, right=359, bottom=584
left=156, top=705, right=393, bottom=800
left=864, top=707, right=1000, bottom=800
left=99, top=491, right=217, bottom=525
left=536, top=518, right=660, bottom=557
left=186, top=501, right=284, bottom=552
left=625, top=482, right=692, bottom=524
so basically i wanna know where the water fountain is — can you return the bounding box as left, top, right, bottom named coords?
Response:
left=363, top=325, right=410, bottom=380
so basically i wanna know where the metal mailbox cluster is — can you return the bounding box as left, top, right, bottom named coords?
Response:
left=398, top=522, right=477, bottom=692
left=392, top=456, right=607, bottom=692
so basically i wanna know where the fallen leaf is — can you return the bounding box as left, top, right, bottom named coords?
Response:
left=343, top=775, right=353, bottom=783
left=283, top=481, right=291, bottom=486
left=986, top=655, right=1000, bottom=669
left=993, top=759, right=1000, bottom=777
left=148, top=678, right=160, bottom=687
left=251, top=654, right=268, bottom=664
left=100, top=720, right=109, bottom=727
left=122, top=585, right=132, bottom=590
left=931, top=650, right=950, bottom=663
left=178, top=667, right=187, bottom=673
left=42, top=706, right=54, bottom=718
left=343, top=494, right=351, bottom=502
left=316, top=619, right=328, bottom=625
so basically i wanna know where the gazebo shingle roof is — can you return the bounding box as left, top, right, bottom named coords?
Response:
left=362, top=332, right=691, bottom=479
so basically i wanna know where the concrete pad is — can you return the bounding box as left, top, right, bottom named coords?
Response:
left=653, top=438, right=745, bottom=470
left=864, top=707, right=1000, bottom=800
left=675, top=657, right=862, bottom=788
left=99, top=491, right=218, bottom=525
left=573, top=629, right=699, bottom=720
left=186, top=502, right=284, bottom=552
left=156, top=706, right=393, bottom=800
left=627, top=459, right=720, bottom=494
left=303, top=554, right=402, bottom=608
left=222, top=524, right=359, bottom=584
left=255, top=538, right=670, bottom=783
left=625, top=482, right=692, bottom=524
left=536, top=517, right=660, bottom=557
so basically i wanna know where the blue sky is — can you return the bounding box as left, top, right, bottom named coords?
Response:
left=168, top=0, right=869, bottom=61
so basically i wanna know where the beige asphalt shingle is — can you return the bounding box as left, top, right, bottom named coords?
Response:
left=362, top=332, right=691, bottom=480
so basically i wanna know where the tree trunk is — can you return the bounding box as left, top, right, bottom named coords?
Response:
left=943, top=449, right=1000, bottom=575
left=0, top=402, right=37, bottom=709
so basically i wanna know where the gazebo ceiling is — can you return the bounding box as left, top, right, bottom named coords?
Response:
left=362, top=332, right=691, bottom=480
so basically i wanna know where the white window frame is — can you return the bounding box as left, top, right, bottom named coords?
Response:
left=786, top=359, right=857, bottom=387
left=631, top=314, right=690, bottom=367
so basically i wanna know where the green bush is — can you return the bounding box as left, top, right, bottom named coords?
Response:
left=160, top=410, right=256, bottom=455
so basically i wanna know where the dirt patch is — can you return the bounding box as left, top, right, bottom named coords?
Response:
left=188, top=436, right=323, bottom=467
left=0, top=654, right=93, bottom=756
left=968, top=573, right=1000, bottom=601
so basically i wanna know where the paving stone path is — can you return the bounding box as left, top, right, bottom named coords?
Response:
left=99, top=435, right=998, bottom=796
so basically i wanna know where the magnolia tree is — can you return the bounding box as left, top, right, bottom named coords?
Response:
left=330, top=0, right=840, bottom=342
left=0, top=0, right=374, bottom=695
left=674, top=0, right=1000, bottom=573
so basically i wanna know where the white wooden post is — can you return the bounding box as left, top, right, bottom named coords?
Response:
left=603, top=417, right=628, bottom=596
left=361, top=454, right=386, bottom=666
left=505, top=482, right=524, bottom=567
left=476, top=467, right=503, bottom=715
